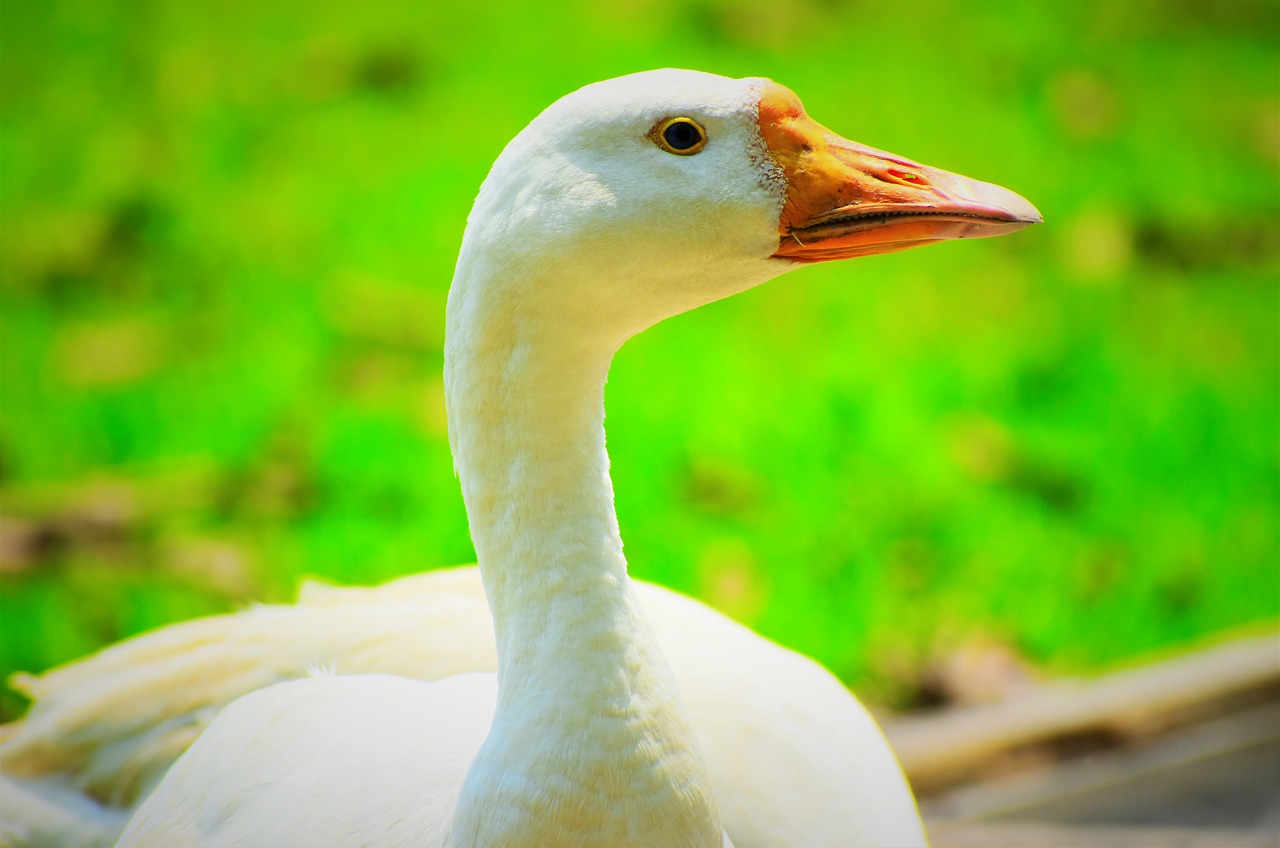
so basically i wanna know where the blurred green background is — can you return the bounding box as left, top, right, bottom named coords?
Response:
left=1, top=0, right=1277, bottom=720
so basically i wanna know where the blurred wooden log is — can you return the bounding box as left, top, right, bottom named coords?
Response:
left=927, top=822, right=1280, bottom=847
left=884, top=632, right=1280, bottom=791
left=920, top=701, right=1280, bottom=828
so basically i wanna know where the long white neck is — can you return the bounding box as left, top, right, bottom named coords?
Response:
left=442, top=257, right=724, bottom=847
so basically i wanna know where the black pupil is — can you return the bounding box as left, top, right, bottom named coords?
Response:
left=664, top=120, right=701, bottom=151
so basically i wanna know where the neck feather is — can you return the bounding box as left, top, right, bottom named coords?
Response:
left=442, top=267, right=723, bottom=847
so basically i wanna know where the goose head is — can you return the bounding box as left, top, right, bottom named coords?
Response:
left=448, top=68, right=1040, bottom=354
left=438, top=71, right=1038, bottom=847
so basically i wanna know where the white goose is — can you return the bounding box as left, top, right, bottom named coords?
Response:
left=4, top=69, right=1038, bottom=848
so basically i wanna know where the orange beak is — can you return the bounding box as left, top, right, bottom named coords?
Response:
left=759, top=82, right=1042, bottom=263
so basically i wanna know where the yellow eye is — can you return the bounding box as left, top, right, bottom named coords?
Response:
left=652, top=117, right=708, bottom=155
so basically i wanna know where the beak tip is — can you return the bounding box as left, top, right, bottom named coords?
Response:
left=1015, top=203, right=1044, bottom=227
left=981, top=183, right=1042, bottom=228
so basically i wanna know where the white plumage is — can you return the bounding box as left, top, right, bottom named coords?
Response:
left=2, top=568, right=922, bottom=847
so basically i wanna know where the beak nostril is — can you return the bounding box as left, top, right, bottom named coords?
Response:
left=886, top=168, right=929, bottom=186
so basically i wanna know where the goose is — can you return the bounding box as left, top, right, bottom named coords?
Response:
left=3, top=69, right=1039, bottom=848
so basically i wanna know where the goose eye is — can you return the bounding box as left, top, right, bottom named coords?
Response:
left=653, top=117, right=708, bottom=155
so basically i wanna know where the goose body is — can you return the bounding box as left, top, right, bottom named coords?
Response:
left=2, top=568, right=918, bottom=847
left=7, top=69, right=1038, bottom=848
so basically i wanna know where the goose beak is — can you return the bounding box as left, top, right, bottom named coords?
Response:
left=759, top=82, right=1042, bottom=263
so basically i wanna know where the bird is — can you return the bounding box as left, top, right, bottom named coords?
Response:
left=2, top=69, right=1039, bottom=848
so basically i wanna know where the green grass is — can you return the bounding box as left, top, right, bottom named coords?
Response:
left=1, top=0, right=1277, bottom=718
